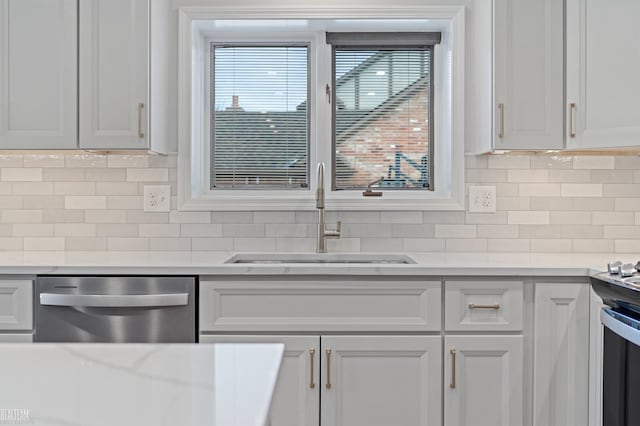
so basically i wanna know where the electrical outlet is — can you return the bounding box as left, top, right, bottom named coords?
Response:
left=469, top=186, right=496, bottom=213
left=143, top=185, right=171, bottom=212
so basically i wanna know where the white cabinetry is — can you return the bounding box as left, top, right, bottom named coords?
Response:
left=79, top=0, right=149, bottom=150
left=566, top=0, right=640, bottom=149
left=533, top=282, right=589, bottom=426
left=444, top=335, right=523, bottom=426
left=0, top=279, right=32, bottom=331
left=321, top=336, right=441, bottom=426
left=200, top=335, right=319, bottom=426
left=0, top=0, right=77, bottom=149
left=493, top=0, right=564, bottom=150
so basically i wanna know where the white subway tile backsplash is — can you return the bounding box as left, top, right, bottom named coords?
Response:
left=531, top=239, right=573, bottom=253
left=192, top=238, right=234, bottom=251
left=54, top=224, right=96, bottom=237
left=24, top=237, right=64, bottom=251
left=550, top=211, right=592, bottom=225
left=23, top=155, right=65, bottom=168
left=107, top=238, right=149, bottom=251
left=54, top=182, right=95, bottom=195
left=507, top=169, right=548, bottom=183
left=508, top=211, right=550, bottom=225
left=64, top=196, right=106, bottom=210
left=86, top=210, right=127, bottom=224
left=2, top=152, right=640, bottom=254
left=435, top=225, right=477, bottom=239
left=593, top=212, right=635, bottom=225
left=519, top=184, right=561, bottom=197
left=65, top=237, right=107, bottom=251
left=561, top=184, right=603, bottom=197
left=169, top=211, right=211, bottom=224
left=13, top=224, right=54, bottom=237
left=487, top=239, right=530, bottom=252
left=139, top=224, right=180, bottom=237
left=1, top=209, right=42, bottom=223
left=573, top=156, right=614, bottom=169
left=180, top=224, right=223, bottom=237
left=126, top=168, right=168, bottom=182
left=488, top=155, right=530, bottom=169
left=1, top=168, right=42, bottom=182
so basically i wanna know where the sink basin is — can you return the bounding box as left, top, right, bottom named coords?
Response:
left=225, top=253, right=416, bottom=264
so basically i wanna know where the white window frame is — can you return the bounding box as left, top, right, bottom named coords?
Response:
left=178, top=5, right=466, bottom=211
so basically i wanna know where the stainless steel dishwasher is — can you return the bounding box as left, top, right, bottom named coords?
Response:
left=34, top=276, right=196, bottom=343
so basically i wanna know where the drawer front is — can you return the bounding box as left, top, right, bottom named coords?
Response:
left=445, top=280, right=523, bottom=331
left=200, top=278, right=441, bottom=332
left=0, top=280, right=33, bottom=331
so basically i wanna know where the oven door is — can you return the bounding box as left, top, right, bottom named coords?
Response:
left=601, top=308, right=640, bottom=426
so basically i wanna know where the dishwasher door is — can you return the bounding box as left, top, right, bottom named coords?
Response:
left=34, top=276, right=196, bottom=343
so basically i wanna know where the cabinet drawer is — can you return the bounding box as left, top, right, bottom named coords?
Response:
left=0, top=280, right=33, bottom=331
left=200, top=277, right=441, bottom=332
left=445, top=280, right=523, bottom=331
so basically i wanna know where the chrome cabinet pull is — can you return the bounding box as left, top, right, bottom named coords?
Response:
left=326, top=84, right=331, bottom=104
left=450, top=349, right=456, bottom=389
left=468, top=303, right=501, bottom=310
left=498, top=103, right=504, bottom=139
left=309, top=349, right=316, bottom=389
left=569, top=102, right=576, bottom=138
left=326, top=349, right=332, bottom=389
left=138, top=102, right=145, bottom=139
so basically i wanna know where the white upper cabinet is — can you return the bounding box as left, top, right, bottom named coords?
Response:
left=493, top=0, right=564, bottom=150
left=0, top=0, right=77, bottom=149
left=79, top=0, right=149, bottom=150
left=566, top=0, right=640, bottom=149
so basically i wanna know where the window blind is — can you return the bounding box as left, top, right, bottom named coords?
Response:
left=211, top=45, right=309, bottom=189
left=329, top=35, right=436, bottom=191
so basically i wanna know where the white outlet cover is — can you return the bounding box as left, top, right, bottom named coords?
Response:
left=144, top=185, right=171, bottom=212
left=469, top=185, right=496, bottom=213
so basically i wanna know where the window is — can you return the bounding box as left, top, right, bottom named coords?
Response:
left=328, top=33, right=441, bottom=191
left=179, top=8, right=466, bottom=211
left=211, top=45, right=309, bottom=189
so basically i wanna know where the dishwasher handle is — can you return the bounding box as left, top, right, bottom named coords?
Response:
left=40, top=293, right=189, bottom=308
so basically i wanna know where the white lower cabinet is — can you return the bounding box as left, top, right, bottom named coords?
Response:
left=533, top=282, right=589, bottom=426
left=321, top=336, right=442, bottom=426
left=199, top=335, right=320, bottom=426
left=444, top=335, right=523, bottom=426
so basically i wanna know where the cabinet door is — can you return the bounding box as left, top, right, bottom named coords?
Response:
left=444, top=335, right=523, bottom=426
left=79, top=0, right=148, bottom=150
left=533, top=282, right=589, bottom=426
left=493, top=0, right=563, bottom=150
left=566, top=0, right=640, bottom=149
left=0, top=0, right=77, bottom=149
left=199, top=335, right=319, bottom=426
left=321, top=335, right=441, bottom=426
left=0, top=279, right=32, bottom=331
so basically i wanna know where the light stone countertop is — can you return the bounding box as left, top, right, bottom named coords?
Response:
left=0, top=251, right=626, bottom=276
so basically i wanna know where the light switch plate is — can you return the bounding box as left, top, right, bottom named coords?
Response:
left=143, top=185, right=171, bottom=212
left=469, top=185, right=496, bottom=213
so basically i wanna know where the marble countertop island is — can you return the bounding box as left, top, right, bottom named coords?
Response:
left=0, top=343, right=284, bottom=426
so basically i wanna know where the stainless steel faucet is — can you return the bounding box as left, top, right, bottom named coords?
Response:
left=316, top=162, right=341, bottom=253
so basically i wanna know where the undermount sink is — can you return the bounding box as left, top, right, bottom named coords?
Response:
left=225, top=253, right=416, bottom=264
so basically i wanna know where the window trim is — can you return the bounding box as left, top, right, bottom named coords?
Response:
left=178, top=5, right=466, bottom=211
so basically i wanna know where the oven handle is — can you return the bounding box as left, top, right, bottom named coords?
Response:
left=40, top=293, right=189, bottom=308
left=601, top=308, right=640, bottom=347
